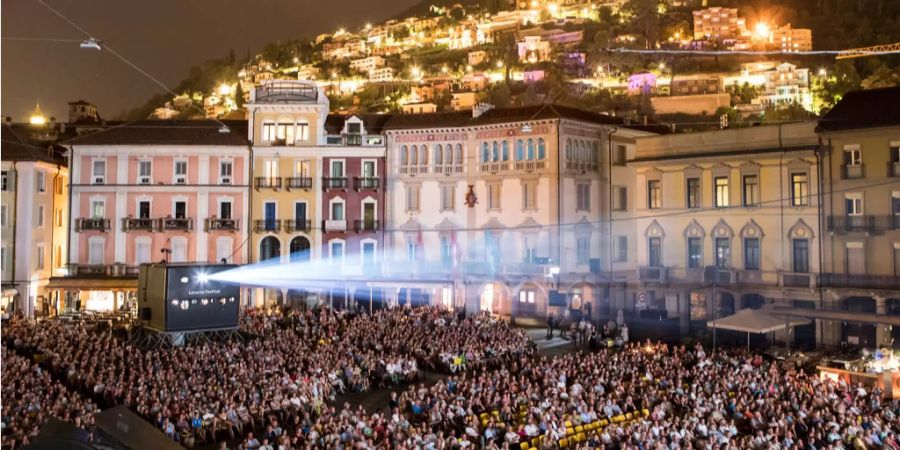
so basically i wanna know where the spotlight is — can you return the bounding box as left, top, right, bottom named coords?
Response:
left=197, top=272, right=209, bottom=284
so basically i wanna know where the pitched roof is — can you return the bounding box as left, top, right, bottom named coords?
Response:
left=1, top=124, right=67, bottom=165
left=65, top=120, right=249, bottom=146
left=817, top=86, right=900, bottom=132
left=324, top=114, right=394, bottom=135
left=382, top=104, right=626, bottom=130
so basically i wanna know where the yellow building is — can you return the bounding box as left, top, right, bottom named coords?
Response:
left=816, top=86, right=900, bottom=348
left=2, top=123, right=69, bottom=317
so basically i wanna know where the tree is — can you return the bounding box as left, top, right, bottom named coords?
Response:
left=487, top=83, right=512, bottom=108
left=623, top=0, right=661, bottom=49
left=861, top=63, right=900, bottom=89
left=812, top=61, right=861, bottom=114
left=235, top=83, right=245, bottom=109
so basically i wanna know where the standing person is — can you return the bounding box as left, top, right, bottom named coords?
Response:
left=546, top=313, right=555, bottom=339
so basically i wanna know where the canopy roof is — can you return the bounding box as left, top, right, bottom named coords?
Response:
left=707, top=308, right=810, bottom=334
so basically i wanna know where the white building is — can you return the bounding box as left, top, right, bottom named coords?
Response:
left=350, top=56, right=385, bottom=74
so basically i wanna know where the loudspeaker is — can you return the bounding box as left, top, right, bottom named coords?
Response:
left=139, top=307, right=151, bottom=321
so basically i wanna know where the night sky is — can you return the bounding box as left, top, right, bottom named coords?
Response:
left=1, top=0, right=419, bottom=121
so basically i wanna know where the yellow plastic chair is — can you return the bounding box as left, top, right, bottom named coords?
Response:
left=600, top=419, right=609, bottom=427
left=559, top=438, right=569, bottom=448
left=575, top=425, right=584, bottom=434
left=642, top=409, right=650, bottom=417
left=520, top=442, right=529, bottom=450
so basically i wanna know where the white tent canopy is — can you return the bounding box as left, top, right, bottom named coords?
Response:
left=707, top=308, right=811, bottom=334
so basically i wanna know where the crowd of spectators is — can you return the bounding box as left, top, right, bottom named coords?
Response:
left=3, top=306, right=899, bottom=450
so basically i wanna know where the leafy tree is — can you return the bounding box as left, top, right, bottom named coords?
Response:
left=486, top=83, right=512, bottom=108
left=812, top=60, right=861, bottom=114
left=235, top=83, right=245, bottom=109
left=861, top=63, right=900, bottom=89
left=623, top=0, right=661, bottom=49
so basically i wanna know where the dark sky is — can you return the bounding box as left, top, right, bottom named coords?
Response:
left=2, top=0, right=419, bottom=121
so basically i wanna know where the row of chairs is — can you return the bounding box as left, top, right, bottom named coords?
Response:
left=519, top=409, right=652, bottom=449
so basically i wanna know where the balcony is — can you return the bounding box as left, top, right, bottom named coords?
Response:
left=353, top=219, right=380, bottom=232
left=433, top=164, right=464, bottom=175
left=123, top=217, right=157, bottom=232
left=780, top=272, right=817, bottom=289
left=354, top=177, right=380, bottom=191
left=479, top=162, right=509, bottom=173
left=399, top=165, right=429, bottom=176
left=344, top=133, right=363, bottom=146
left=254, top=219, right=281, bottom=233
left=826, top=215, right=897, bottom=233
left=889, top=161, right=900, bottom=177
left=323, top=220, right=348, bottom=232
left=323, top=177, right=348, bottom=190
left=76, top=218, right=110, bottom=232
left=501, top=262, right=547, bottom=276
left=820, top=273, right=900, bottom=291
left=639, top=266, right=668, bottom=283
left=841, top=164, right=864, bottom=179
left=67, top=263, right=139, bottom=277
left=206, top=218, right=239, bottom=232
left=161, top=217, right=192, bottom=231
left=703, top=267, right=735, bottom=285
left=514, top=160, right=547, bottom=172
left=286, top=177, right=313, bottom=190
left=254, top=177, right=282, bottom=190
left=736, top=270, right=764, bottom=285
left=285, top=219, right=311, bottom=233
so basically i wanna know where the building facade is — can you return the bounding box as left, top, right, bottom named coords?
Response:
left=692, top=7, right=746, bottom=40
left=382, top=104, right=653, bottom=320
left=630, top=122, right=823, bottom=347
left=816, top=86, right=900, bottom=348
left=246, top=80, right=387, bottom=307
left=1, top=124, right=69, bottom=317
left=58, top=120, right=251, bottom=312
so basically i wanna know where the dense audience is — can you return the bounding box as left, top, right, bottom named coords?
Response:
left=2, top=306, right=899, bottom=450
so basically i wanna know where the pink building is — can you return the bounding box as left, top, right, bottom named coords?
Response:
left=55, top=120, right=250, bottom=311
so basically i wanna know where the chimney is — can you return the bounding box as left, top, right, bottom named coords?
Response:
left=473, top=103, right=493, bottom=118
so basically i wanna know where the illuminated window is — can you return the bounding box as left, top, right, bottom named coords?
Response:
left=714, top=176, right=729, bottom=208
left=647, top=180, right=661, bottom=209
left=791, top=173, right=808, bottom=206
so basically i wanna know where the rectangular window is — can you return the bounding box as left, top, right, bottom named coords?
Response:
left=791, top=239, right=809, bottom=273
left=37, top=205, right=44, bottom=227
left=294, top=202, right=306, bottom=223
left=614, top=236, right=628, bottom=262
left=55, top=209, right=63, bottom=227
left=331, top=202, right=344, bottom=220
left=406, top=238, right=417, bottom=262
left=1, top=171, right=8, bottom=191
left=55, top=177, right=63, bottom=195
left=744, top=238, right=760, bottom=270
left=518, top=290, right=535, bottom=304
left=844, top=145, right=861, bottom=165
left=0, top=205, right=6, bottom=227
left=688, top=237, right=702, bottom=269
left=36, top=245, right=45, bottom=270
left=91, top=200, right=105, bottom=219
left=138, top=160, right=152, bottom=183
left=138, top=201, right=151, bottom=219
left=845, top=243, right=864, bottom=274
left=686, top=177, right=700, bottom=208
left=88, top=239, right=104, bottom=265
left=488, top=184, right=501, bottom=210
left=845, top=193, right=863, bottom=215
left=576, top=184, right=590, bottom=211
left=92, top=160, right=106, bottom=184
left=174, top=201, right=187, bottom=219
left=220, top=201, right=232, bottom=219
left=440, top=185, right=454, bottom=211
left=174, top=160, right=187, bottom=184
left=613, top=186, right=627, bottom=211
left=136, top=240, right=151, bottom=264
left=220, top=160, right=233, bottom=183
left=296, top=123, right=309, bottom=142
left=648, top=237, right=661, bottom=267
left=362, top=242, right=376, bottom=266
left=331, top=160, right=344, bottom=177
left=330, top=241, right=344, bottom=263
left=714, top=176, right=729, bottom=208
left=171, top=239, right=187, bottom=263
left=647, top=180, right=661, bottom=209
left=742, top=174, right=758, bottom=207
left=406, top=186, right=420, bottom=212
left=54, top=245, right=61, bottom=268
left=791, top=173, right=808, bottom=206
left=262, top=122, right=276, bottom=141
left=440, top=236, right=452, bottom=266
left=36, top=171, right=45, bottom=192
left=715, top=237, right=731, bottom=268
left=522, top=183, right=536, bottom=210
left=891, top=142, right=900, bottom=163
left=576, top=236, right=590, bottom=265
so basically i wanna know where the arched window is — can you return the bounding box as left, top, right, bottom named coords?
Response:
left=516, top=139, right=525, bottom=161
left=501, top=141, right=509, bottom=161
left=446, top=144, right=454, bottom=165
left=538, top=138, right=546, bottom=159
left=419, top=145, right=428, bottom=167
left=482, top=142, right=490, bottom=163
left=455, top=144, right=463, bottom=166
left=434, top=144, right=443, bottom=166
left=492, top=142, right=499, bottom=162
left=527, top=139, right=535, bottom=160
left=260, top=236, right=281, bottom=262
left=593, top=142, right=599, bottom=164
left=289, top=236, right=311, bottom=262
left=400, top=145, right=408, bottom=166
left=410, top=145, right=418, bottom=166
left=566, top=139, right=572, bottom=160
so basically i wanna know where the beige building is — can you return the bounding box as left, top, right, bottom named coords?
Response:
left=771, top=24, right=812, bottom=52
left=630, top=122, right=823, bottom=348
left=2, top=124, right=69, bottom=317
left=816, top=86, right=900, bottom=348
left=692, top=7, right=747, bottom=40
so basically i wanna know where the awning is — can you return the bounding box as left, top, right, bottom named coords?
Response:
left=46, top=277, right=137, bottom=290
left=1, top=286, right=18, bottom=296
left=707, top=308, right=811, bottom=334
